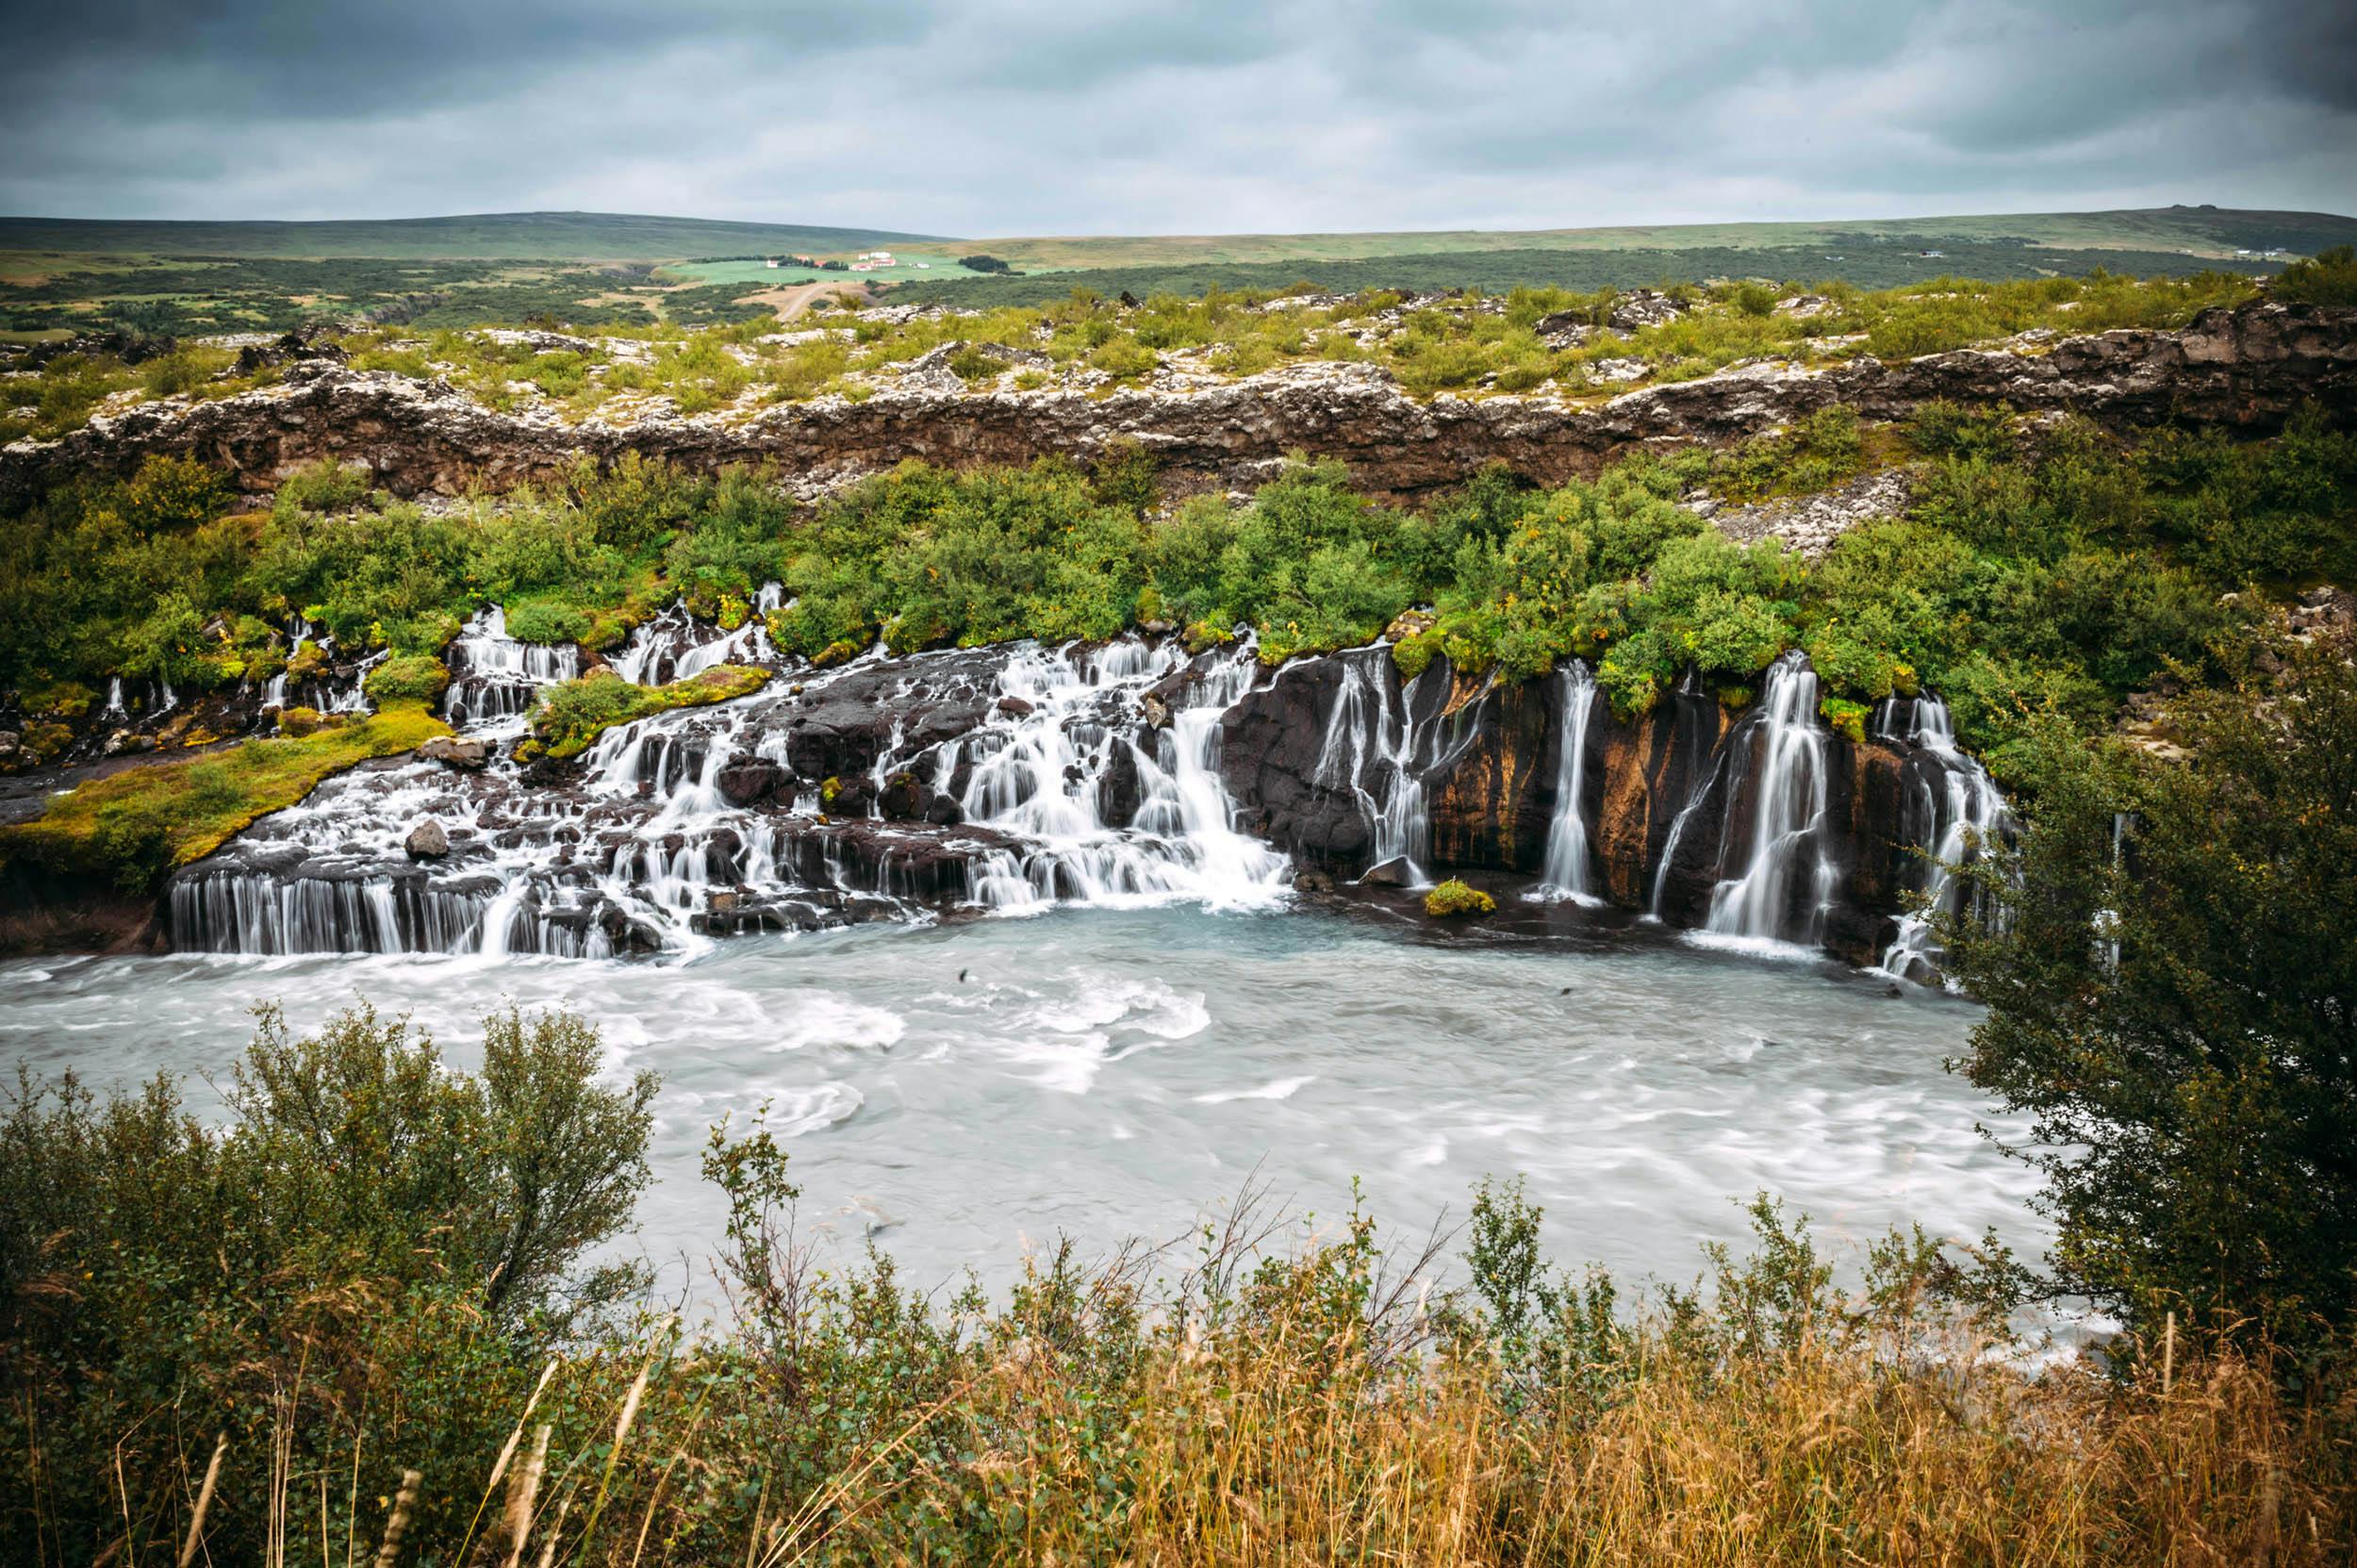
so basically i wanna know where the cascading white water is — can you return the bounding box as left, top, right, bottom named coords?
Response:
left=1699, top=652, right=1838, bottom=947
left=1874, top=695, right=2012, bottom=982
left=610, top=591, right=781, bottom=686
left=1530, top=659, right=1599, bottom=903
left=947, top=639, right=1291, bottom=911
left=262, top=616, right=310, bottom=709
left=443, top=605, right=581, bottom=731
left=1305, top=650, right=1477, bottom=886
left=171, top=629, right=1292, bottom=959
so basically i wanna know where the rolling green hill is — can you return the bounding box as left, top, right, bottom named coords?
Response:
left=6, top=205, right=2350, bottom=269
left=887, top=240, right=2290, bottom=309
left=1, top=205, right=2347, bottom=339
left=0, top=210, right=944, bottom=261
left=958, top=206, right=2357, bottom=271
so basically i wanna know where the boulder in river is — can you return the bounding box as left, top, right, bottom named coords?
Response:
left=418, top=735, right=491, bottom=770
left=404, top=819, right=450, bottom=860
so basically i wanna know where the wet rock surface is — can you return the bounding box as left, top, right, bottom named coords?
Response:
left=129, top=628, right=2012, bottom=971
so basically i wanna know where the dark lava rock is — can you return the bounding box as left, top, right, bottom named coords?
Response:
left=878, top=769, right=931, bottom=821
left=404, top=819, right=450, bottom=860
left=717, top=755, right=794, bottom=807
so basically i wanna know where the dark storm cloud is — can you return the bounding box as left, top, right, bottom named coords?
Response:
left=2, top=0, right=2349, bottom=231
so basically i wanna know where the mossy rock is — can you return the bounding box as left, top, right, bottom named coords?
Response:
left=365, top=653, right=452, bottom=704
left=531, top=665, right=771, bottom=760
left=1425, top=878, right=1496, bottom=918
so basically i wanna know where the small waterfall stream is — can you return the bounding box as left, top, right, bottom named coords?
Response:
left=442, top=605, right=581, bottom=731
left=611, top=598, right=778, bottom=686
left=1699, top=652, right=1838, bottom=948
left=1530, top=660, right=1599, bottom=902
left=1874, top=695, right=2012, bottom=982
left=1304, top=649, right=1484, bottom=886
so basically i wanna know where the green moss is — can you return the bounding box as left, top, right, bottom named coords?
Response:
left=21, top=681, right=97, bottom=719
left=1425, top=878, right=1496, bottom=918
left=362, top=652, right=451, bottom=704
left=1391, top=629, right=1443, bottom=681
left=0, top=701, right=450, bottom=892
left=1820, top=697, right=1871, bottom=746
left=529, top=665, right=771, bottom=761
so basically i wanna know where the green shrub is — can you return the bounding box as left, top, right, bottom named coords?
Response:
left=2272, top=245, right=2357, bottom=306
left=363, top=651, right=451, bottom=703
left=527, top=665, right=770, bottom=760
left=1425, top=877, right=1496, bottom=917
left=1943, top=653, right=2357, bottom=1349
left=0, top=1000, right=655, bottom=1560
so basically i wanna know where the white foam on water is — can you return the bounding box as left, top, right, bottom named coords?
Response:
left=1195, top=1074, right=1315, bottom=1104
left=762, top=994, right=909, bottom=1054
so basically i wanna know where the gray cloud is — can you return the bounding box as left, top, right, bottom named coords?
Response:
left=2, top=0, right=2349, bottom=232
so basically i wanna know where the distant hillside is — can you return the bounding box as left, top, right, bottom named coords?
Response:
left=0, top=211, right=943, bottom=261
left=888, top=240, right=2288, bottom=310
left=5, top=205, right=2349, bottom=270
left=965, top=206, right=2357, bottom=272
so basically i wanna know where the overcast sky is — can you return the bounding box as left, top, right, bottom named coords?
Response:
left=5, top=0, right=2352, bottom=235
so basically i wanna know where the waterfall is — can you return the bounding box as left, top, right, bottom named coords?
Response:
left=443, top=605, right=581, bottom=731
left=262, top=616, right=310, bottom=709
left=1646, top=680, right=1730, bottom=920
left=168, top=635, right=1291, bottom=959
left=1698, top=652, right=1838, bottom=947
left=1530, top=660, right=1599, bottom=903
left=953, top=639, right=1291, bottom=910
left=103, top=678, right=126, bottom=718
left=1307, top=650, right=1474, bottom=886
left=608, top=591, right=780, bottom=687
left=1875, top=695, right=2012, bottom=982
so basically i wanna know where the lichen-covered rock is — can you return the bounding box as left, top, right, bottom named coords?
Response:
left=1707, top=467, right=1918, bottom=558
left=417, top=735, right=490, bottom=770
left=8, top=302, right=2348, bottom=508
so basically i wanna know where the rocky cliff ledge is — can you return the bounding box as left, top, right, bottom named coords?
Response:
left=8, top=301, right=2353, bottom=505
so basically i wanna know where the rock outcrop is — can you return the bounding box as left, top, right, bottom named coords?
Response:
left=8, top=301, right=2351, bottom=507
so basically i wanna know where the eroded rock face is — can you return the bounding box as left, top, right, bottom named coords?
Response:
left=8, top=301, right=2350, bottom=507
left=1214, top=651, right=1956, bottom=964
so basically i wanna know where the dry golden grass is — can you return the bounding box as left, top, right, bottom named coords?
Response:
left=148, top=1289, right=2349, bottom=1567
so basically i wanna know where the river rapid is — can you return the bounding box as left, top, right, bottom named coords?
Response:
left=0, top=901, right=2038, bottom=1302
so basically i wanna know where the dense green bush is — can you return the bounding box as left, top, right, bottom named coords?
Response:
left=0, top=1002, right=656, bottom=1558
left=362, top=651, right=451, bottom=703
left=2274, top=245, right=2357, bottom=307
left=1942, top=652, right=2357, bottom=1351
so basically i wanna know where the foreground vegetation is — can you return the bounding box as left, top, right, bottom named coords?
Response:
left=3, top=995, right=2349, bottom=1566
left=1947, top=648, right=2357, bottom=1350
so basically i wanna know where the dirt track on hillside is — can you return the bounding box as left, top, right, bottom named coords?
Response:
left=747, top=279, right=874, bottom=320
